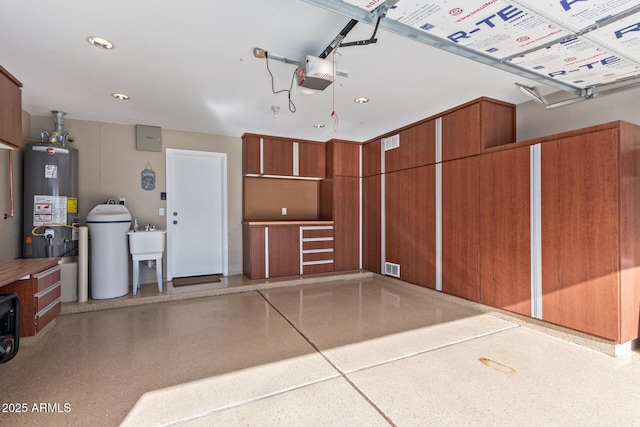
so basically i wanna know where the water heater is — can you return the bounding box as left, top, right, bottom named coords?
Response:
left=23, top=141, right=79, bottom=258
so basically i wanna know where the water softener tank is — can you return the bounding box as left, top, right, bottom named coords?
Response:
left=23, top=112, right=79, bottom=258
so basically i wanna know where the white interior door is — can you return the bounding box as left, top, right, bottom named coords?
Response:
left=166, top=149, right=228, bottom=280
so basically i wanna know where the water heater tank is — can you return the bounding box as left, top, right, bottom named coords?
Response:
left=23, top=142, right=80, bottom=258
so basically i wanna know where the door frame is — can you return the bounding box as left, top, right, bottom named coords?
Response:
left=165, top=148, right=229, bottom=280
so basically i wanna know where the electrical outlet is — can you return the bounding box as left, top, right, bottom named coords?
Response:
left=119, top=198, right=126, bottom=205
left=281, top=207, right=287, bottom=215
left=159, top=208, right=165, bottom=216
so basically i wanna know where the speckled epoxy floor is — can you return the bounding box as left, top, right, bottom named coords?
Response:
left=2, top=277, right=640, bottom=426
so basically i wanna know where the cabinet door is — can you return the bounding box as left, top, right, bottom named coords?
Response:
left=480, top=147, right=531, bottom=315
left=363, top=140, right=381, bottom=177
left=404, top=165, right=436, bottom=288
left=299, top=142, right=325, bottom=178
left=242, top=225, right=265, bottom=279
left=243, top=135, right=261, bottom=175
left=327, top=141, right=360, bottom=177
left=441, top=103, right=481, bottom=161
left=0, top=67, right=22, bottom=148
left=541, top=130, right=619, bottom=340
left=333, top=177, right=360, bottom=271
left=442, top=156, right=480, bottom=301
left=268, top=226, right=300, bottom=278
left=262, top=138, right=293, bottom=176
left=363, top=175, right=381, bottom=273
left=384, top=166, right=435, bottom=287
left=385, top=120, right=436, bottom=172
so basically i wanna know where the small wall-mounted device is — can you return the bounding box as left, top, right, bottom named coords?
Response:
left=136, top=125, right=162, bottom=152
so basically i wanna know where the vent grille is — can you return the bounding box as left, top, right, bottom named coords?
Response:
left=384, top=262, right=400, bottom=278
left=383, top=134, right=400, bottom=151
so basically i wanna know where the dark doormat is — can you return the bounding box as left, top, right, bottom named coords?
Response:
left=172, top=274, right=222, bottom=287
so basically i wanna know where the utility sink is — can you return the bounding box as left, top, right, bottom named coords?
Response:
left=127, top=229, right=166, bottom=259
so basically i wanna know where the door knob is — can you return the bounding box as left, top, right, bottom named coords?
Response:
left=173, top=220, right=178, bottom=225
left=173, top=212, right=178, bottom=216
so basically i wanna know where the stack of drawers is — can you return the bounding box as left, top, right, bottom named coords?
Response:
left=300, top=226, right=334, bottom=275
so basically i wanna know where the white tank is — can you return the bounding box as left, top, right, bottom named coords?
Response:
left=86, top=204, right=131, bottom=299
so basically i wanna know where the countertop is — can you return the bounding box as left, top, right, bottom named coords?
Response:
left=0, top=258, right=60, bottom=288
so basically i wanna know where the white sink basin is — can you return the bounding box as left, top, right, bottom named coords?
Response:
left=127, top=229, right=166, bottom=258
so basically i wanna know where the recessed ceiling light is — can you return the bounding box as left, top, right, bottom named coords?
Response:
left=354, top=97, right=370, bottom=104
left=111, top=93, right=130, bottom=100
left=314, top=123, right=325, bottom=128
left=86, top=36, right=114, bottom=50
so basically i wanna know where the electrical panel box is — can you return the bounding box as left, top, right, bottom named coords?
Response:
left=136, top=125, right=162, bottom=152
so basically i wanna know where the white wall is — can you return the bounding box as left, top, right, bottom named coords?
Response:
left=25, top=115, right=243, bottom=280
left=516, top=86, right=640, bottom=141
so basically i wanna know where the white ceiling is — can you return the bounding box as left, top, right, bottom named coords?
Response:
left=0, top=0, right=554, bottom=143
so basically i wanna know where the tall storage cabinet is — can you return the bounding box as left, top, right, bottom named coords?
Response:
left=384, top=166, right=436, bottom=288
left=366, top=97, right=515, bottom=296
left=478, top=122, right=640, bottom=343
left=479, top=146, right=531, bottom=316
left=541, top=127, right=624, bottom=341
left=441, top=157, right=480, bottom=301
left=321, top=140, right=361, bottom=272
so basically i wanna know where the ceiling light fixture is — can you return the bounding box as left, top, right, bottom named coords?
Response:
left=354, top=97, right=369, bottom=104
left=86, top=36, right=114, bottom=50
left=314, top=123, right=325, bottom=128
left=271, top=105, right=280, bottom=119
left=111, top=93, right=130, bottom=100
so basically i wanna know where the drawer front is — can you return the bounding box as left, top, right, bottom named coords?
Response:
left=303, top=251, right=334, bottom=263
left=303, top=263, right=334, bottom=274
left=35, top=299, right=61, bottom=333
left=303, top=240, right=334, bottom=251
left=34, top=266, right=61, bottom=293
left=302, top=227, right=333, bottom=239
left=35, top=282, right=61, bottom=313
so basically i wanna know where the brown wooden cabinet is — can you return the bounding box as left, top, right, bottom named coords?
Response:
left=321, top=140, right=361, bottom=272
left=385, top=166, right=436, bottom=288
left=262, top=137, right=293, bottom=176
left=267, top=226, right=300, bottom=278
left=326, top=139, right=360, bottom=177
left=541, top=127, right=621, bottom=341
left=320, top=176, right=359, bottom=271
left=442, top=156, right=480, bottom=302
left=441, top=98, right=515, bottom=161
left=242, top=134, right=326, bottom=179
left=242, top=222, right=334, bottom=280
left=2, top=264, right=61, bottom=337
left=299, top=142, right=325, bottom=178
left=363, top=139, right=381, bottom=177
left=476, top=121, right=640, bottom=344
left=479, top=145, right=531, bottom=316
left=242, top=135, right=261, bottom=175
left=384, top=120, right=436, bottom=173
left=0, top=65, right=22, bottom=149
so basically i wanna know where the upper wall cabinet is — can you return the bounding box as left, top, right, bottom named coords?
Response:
left=242, top=134, right=325, bottom=179
left=369, top=97, right=514, bottom=173
left=326, top=139, right=360, bottom=177
left=0, top=66, right=23, bottom=149
left=384, top=120, right=436, bottom=173
left=441, top=97, right=515, bottom=161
